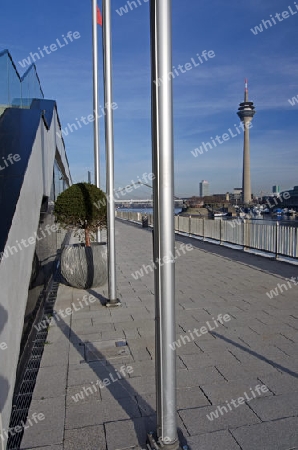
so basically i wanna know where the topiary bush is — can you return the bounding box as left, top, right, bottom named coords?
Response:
left=54, top=183, right=107, bottom=247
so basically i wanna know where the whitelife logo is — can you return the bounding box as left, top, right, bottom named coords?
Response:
left=169, top=314, right=231, bottom=350
left=131, top=243, right=193, bottom=281
left=266, top=277, right=298, bottom=299
left=94, top=172, right=155, bottom=209
left=191, top=122, right=252, bottom=157
left=56, top=102, right=118, bottom=139
left=154, top=50, right=215, bottom=87
left=18, top=31, right=81, bottom=69
left=0, top=153, right=21, bottom=171
left=34, top=294, right=97, bottom=331
left=288, top=94, right=298, bottom=106
left=206, top=384, right=269, bottom=421
left=116, top=0, right=149, bottom=17
left=71, top=366, right=134, bottom=403
left=0, top=412, right=45, bottom=442
left=0, top=224, right=59, bottom=262
left=250, top=2, right=298, bottom=35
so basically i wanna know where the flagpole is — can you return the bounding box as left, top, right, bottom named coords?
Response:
left=92, top=0, right=101, bottom=241
left=150, top=0, right=162, bottom=440
left=92, top=0, right=100, bottom=187
left=102, top=0, right=119, bottom=307
left=147, top=0, right=183, bottom=448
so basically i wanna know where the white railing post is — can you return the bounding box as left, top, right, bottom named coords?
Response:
left=275, top=221, right=279, bottom=260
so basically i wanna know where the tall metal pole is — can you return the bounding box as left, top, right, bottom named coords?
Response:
left=148, top=1, right=181, bottom=448
left=150, top=0, right=162, bottom=439
left=92, top=0, right=101, bottom=242
left=92, top=0, right=100, bottom=188
left=102, top=0, right=119, bottom=306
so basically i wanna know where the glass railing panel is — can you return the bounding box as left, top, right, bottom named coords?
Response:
left=0, top=50, right=43, bottom=112
left=0, top=52, right=9, bottom=107
left=21, top=66, right=43, bottom=108
left=8, top=56, right=22, bottom=107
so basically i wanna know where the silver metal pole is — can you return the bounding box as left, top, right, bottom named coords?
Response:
left=92, top=0, right=100, bottom=188
left=150, top=0, right=162, bottom=438
left=102, top=0, right=119, bottom=306
left=92, top=0, right=101, bottom=242
left=150, top=0, right=180, bottom=448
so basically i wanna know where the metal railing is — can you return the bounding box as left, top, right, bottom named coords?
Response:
left=116, top=211, right=298, bottom=260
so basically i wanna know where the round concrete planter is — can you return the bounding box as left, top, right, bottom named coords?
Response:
left=61, top=243, right=107, bottom=289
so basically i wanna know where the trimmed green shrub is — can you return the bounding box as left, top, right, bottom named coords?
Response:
left=54, top=183, right=107, bottom=246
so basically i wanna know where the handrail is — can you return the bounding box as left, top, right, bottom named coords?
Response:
left=116, top=211, right=298, bottom=261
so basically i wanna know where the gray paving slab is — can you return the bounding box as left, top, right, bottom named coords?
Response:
left=104, top=418, right=148, bottom=450
left=200, top=378, right=272, bottom=405
left=39, top=345, right=69, bottom=368
left=66, top=383, right=102, bottom=405
left=186, top=430, right=241, bottom=450
left=258, top=371, right=298, bottom=394
left=65, top=396, right=141, bottom=429
left=180, top=350, right=239, bottom=369
left=248, top=391, right=298, bottom=421
left=32, top=365, right=67, bottom=400
left=21, top=397, right=65, bottom=448
left=215, top=360, right=280, bottom=381
left=231, top=417, right=298, bottom=450
left=179, top=402, right=260, bottom=435
left=63, top=425, right=106, bottom=450
left=177, top=367, right=226, bottom=387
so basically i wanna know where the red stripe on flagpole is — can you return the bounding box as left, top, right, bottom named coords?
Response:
left=97, top=5, right=102, bottom=26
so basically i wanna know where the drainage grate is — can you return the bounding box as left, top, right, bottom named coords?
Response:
left=11, top=394, right=32, bottom=411
left=32, top=341, right=45, bottom=348
left=23, top=369, right=39, bottom=381
left=6, top=272, right=60, bottom=450
left=9, top=409, right=28, bottom=429
left=31, top=347, right=44, bottom=358
left=35, top=332, right=48, bottom=341
left=27, top=359, right=41, bottom=370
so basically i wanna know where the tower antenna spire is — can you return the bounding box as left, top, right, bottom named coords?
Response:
left=244, top=78, right=248, bottom=102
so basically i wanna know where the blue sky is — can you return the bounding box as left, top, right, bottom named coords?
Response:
left=1, top=0, right=298, bottom=197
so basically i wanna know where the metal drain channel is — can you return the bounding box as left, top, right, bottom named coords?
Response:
left=6, top=275, right=60, bottom=450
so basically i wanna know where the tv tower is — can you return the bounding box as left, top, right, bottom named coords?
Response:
left=237, top=79, right=256, bottom=204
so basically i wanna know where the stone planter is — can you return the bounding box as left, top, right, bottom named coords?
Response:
left=61, top=243, right=107, bottom=289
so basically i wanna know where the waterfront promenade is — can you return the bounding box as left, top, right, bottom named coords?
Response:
left=20, top=219, right=298, bottom=450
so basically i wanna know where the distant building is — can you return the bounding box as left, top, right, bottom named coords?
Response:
left=187, top=196, right=204, bottom=208
left=205, top=194, right=228, bottom=203
left=234, top=188, right=242, bottom=196
left=279, top=186, right=298, bottom=208
left=272, top=185, right=280, bottom=195
left=200, top=180, right=209, bottom=197
left=229, top=188, right=242, bottom=203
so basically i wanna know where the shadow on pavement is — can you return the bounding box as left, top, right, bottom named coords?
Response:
left=212, top=331, right=298, bottom=379
left=87, top=288, right=108, bottom=306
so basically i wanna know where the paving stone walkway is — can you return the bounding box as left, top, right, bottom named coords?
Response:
left=21, top=219, right=298, bottom=450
